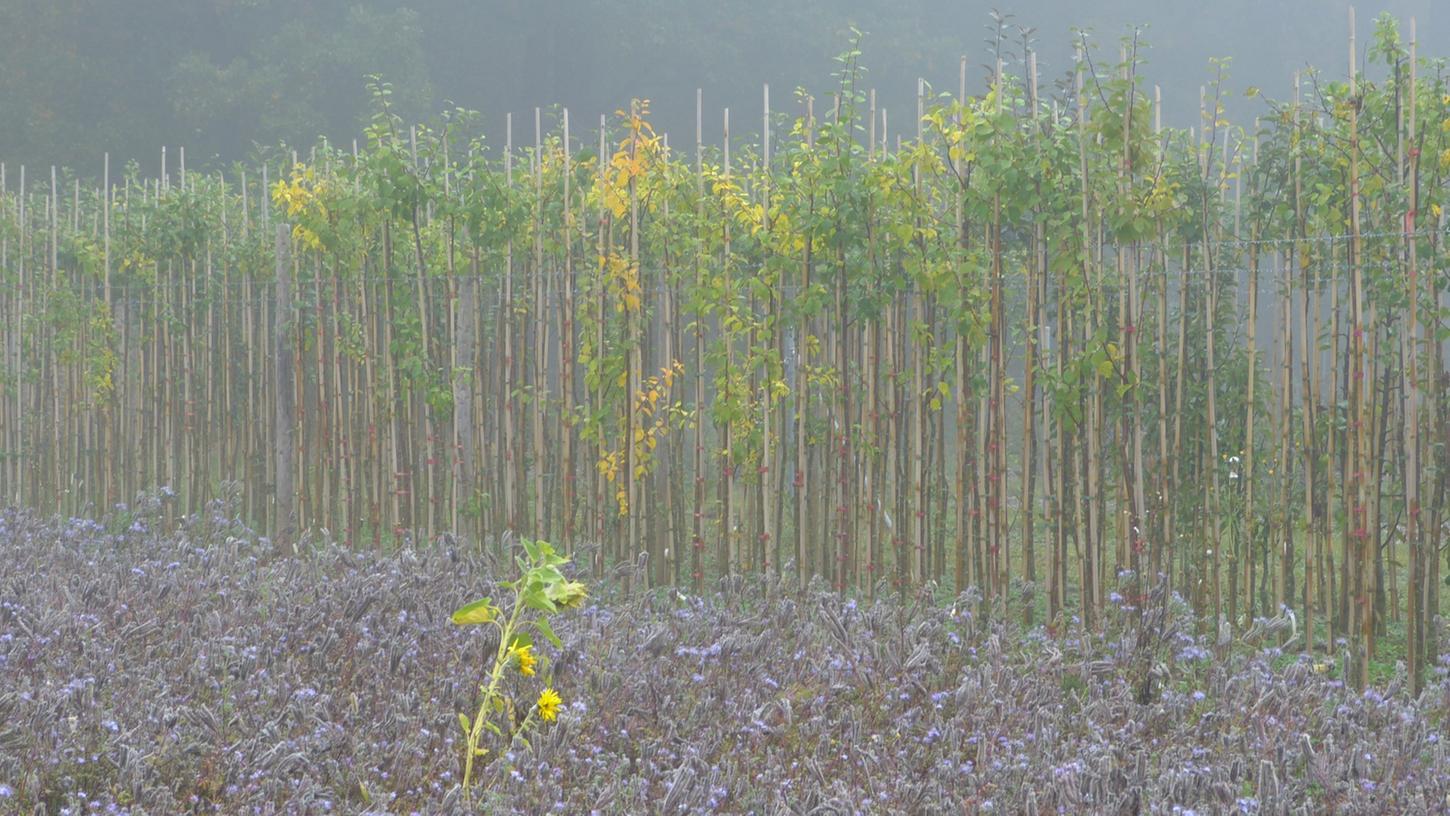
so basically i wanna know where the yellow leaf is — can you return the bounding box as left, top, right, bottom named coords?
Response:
left=450, top=599, right=498, bottom=625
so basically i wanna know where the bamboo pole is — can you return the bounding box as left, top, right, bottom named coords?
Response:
left=761, top=82, right=777, bottom=581
left=561, top=107, right=577, bottom=555
left=534, top=107, right=548, bottom=542
left=274, top=223, right=297, bottom=555
left=1348, top=5, right=1373, bottom=689
left=1405, top=17, right=1425, bottom=695
left=693, top=89, right=706, bottom=592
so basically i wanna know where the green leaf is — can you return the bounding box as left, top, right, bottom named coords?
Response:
left=523, top=587, right=559, bottom=613
left=521, top=537, right=542, bottom=562
left=458, top=712, right=471, bottom=734
left=534, top=565, right=566, bottom=586
left=534, top=617, right=563, bottom=648
left=450, top=597, right=497, bottom=625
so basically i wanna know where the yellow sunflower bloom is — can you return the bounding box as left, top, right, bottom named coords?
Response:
left=537, top=688, right=562, bottom=723
left=509, top=643, right=537, bottom=677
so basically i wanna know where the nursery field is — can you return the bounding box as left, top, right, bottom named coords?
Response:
left=0, top=502, right=1446, bottom=814
left=7, top=7, right=1450, bottom=813
left=3, top=13, right=1450, bottom=702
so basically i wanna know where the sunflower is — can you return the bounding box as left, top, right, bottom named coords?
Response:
left=550, top=579, right=589, bottom=609
left=509, top=643, right=537, bottom=677
left=537, top=687, right=562, bottom=723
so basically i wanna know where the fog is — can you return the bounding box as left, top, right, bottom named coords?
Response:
left=2, top=0, right=1444, bottom=174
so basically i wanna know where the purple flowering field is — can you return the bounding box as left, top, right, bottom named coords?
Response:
left=1, top=496, right=1448, bottom=814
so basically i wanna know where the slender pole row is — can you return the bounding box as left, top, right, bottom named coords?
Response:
left=0, top=23, right=1445, bottom=688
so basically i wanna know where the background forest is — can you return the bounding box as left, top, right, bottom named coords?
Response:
left=3, top=0, right=1448, bottom=173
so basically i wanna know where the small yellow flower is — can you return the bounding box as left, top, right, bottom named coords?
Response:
left=510, top=643, right=537, bottom=677
left=537, top=688, right=562, bottom=722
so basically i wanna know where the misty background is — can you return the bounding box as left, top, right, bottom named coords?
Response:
left=2, top=0, right=1444, bottom=176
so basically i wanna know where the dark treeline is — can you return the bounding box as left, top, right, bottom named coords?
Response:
left=2, top=0, right=1447, bottom=174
